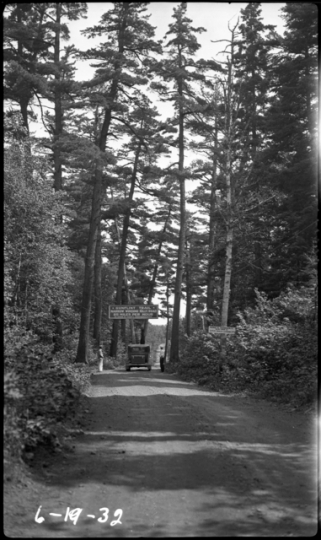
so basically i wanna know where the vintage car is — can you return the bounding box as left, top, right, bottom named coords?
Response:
left=126, top=344, right=151, bottom=371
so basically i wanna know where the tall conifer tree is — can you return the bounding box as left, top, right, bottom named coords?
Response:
left=153, top=2, right=206, bottom=362
left=262, top=2, right=318, bottom=292
left=75, top=2, right=161, bottom=362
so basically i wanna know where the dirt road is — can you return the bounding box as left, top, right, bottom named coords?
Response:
left=4, top=368, right=318, bottom=537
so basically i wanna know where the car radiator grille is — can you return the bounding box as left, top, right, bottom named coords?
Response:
left=132, top=356, right=145, bottom=364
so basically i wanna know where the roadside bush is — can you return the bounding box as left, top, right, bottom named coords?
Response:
left=4, top=338, right=93, bottom=462
left=168, top=332, right=222, bottom=389
left=3, top=114, right=93, bottom=468
left=175, top=285, right=317, bottom=408
left=4, top=371, right=23, bottom=462
left=228, top=286, right=317, bottom=406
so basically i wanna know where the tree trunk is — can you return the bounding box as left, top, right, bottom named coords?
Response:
left=207, top=125, right=218, bottom=311
left=140, top=324, right=145, bottom=344
left=220, top=160, right=233, bottom=373
left=219, top=42, right=237, bottom=372
left=75, top=167, right=102, bottom=363
left=170, top=68, right=185, bottom=363
left=121, top=285, right=127, bottom=345
left=221, top=56, right=234, bottom=328
left=110, top=213, right=135, bottom=348
left=185, top=236, right=191, bottom=336
left=304, top=46, right=314, bottom=137
left=164, top=279, right=171, bottom=362
left=16, top=5, right=29, bottom=132
left=123, top=272, right=135, bottom=344
left=110, top=142, right=142, bottom=357
left=250, top=72, right=262, bottom=289
left=76, top=8, right=127, bottom=363
left=221, top=225, right=233, bottom=326
left=76, top=106, right=115, bottom=363
left=53, top=3, right=63, bottom=191
left=143, top=205, right=172, bottom=340
left=93, top=220, right=102, bottom=345
left=220, top=28, right=238, bottom=328
left=52, top=304, right=63, bottom=353
left=135, top=325, right=140, bottom=344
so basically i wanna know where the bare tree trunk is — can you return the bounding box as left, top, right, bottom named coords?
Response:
left=75, top=167, right=101, bottom=363
left=220, top=28, right=237, bottom=328
left=164, top=279, right=171, bottom=362
left=143, top=205, right=172, bottom=340
left=121, top=285, right=127, bottom=345
left=76, top=110, right=114, bottom=364
left=219, top=27, right=238, bottom=370
left=207, top=124, right=218, bottom=311
left=220, top=137, right=233, bottom=327
left=220, top=143, right=233, bottom=372
left=185, top=236, right=191, bottom=336
left=221, top=224, right=233, bottom=326
left=111, top=211, right=136, bottom=346
left=124, top=274, right=135, bottom=344
left=110, top=142, right=141, bottom=357
left=170, top=68, right=185, bottom=363
left=93, top=220, right=102, bottom=345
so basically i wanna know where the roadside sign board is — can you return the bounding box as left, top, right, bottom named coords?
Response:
left=208, top=326, right=236, bottom=335
left=108, top=305, right=159, bottom=319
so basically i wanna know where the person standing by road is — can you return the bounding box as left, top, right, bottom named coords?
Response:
left=98, top=346, right=104, bottom=372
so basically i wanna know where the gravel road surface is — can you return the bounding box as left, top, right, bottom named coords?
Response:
left=4, top=368, right=318, bottom=537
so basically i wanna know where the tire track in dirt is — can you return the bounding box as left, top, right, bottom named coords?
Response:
left=4, top=368, right=317, bottom=537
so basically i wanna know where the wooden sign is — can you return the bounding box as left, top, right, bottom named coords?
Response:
left=208, top=326, right=236, bottom=335
left=108, top=305, right=159, bottom=319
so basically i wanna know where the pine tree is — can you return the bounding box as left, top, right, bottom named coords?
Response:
left=262, top=2, right=318, bottom=293
left=152, top=2, right=206, bottom=362
left=75, top=2, right=161, bottom=363
left=47, top=3, right=87, bottom=191
left=184, top=212, right=208, bottom=335
left=187, top=5, right=283, bottom=322
left=231, top=3, right=279, bottom=297
left=134, top=181, right=180, bottom=340
left=107, top=93, right=178, bottom=352
left=187, top=83, right=222, bottom=316
left=4, top=3, right=49, bottom=130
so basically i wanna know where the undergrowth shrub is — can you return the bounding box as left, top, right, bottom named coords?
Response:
left=4, top=371, right=23, bottom=463
left=168, top=332, right=222, bottom=390
left=4, top=335, right=94, bottom=462
left=3, top=114, right=94, bottom=466
left=175, top=285, right=317, bottom=408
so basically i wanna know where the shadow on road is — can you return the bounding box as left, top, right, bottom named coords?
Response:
left=30, top=369, right=317, bottom=537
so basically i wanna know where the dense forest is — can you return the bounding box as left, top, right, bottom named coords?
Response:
left=4, top=3, right=317, bottom=464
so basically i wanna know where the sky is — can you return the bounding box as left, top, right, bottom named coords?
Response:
left=64, top=2, right=286, bottom=326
